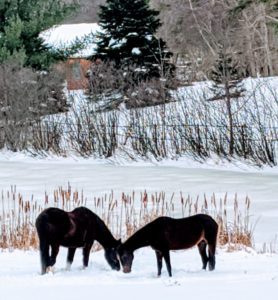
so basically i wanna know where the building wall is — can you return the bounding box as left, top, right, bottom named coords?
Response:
left=65, top=58, right=92, bottom=90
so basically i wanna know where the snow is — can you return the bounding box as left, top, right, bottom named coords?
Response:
left=46, top=76, right=278, bottom=164
left=108, top=37, right=127, bottom=48
left=40, top=23, right=101, bottom=57
left=132, top=47, right=141, bottom=55
left=0, top=245, right=277, bottom=300
left=0, top=152, right=278, bottom=300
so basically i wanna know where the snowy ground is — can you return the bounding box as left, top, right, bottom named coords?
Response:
left=0, top=154, right=278, bottom=299
left=0, top=245, right=277, bottom=300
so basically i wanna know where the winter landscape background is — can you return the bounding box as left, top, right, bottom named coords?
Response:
left=1, top=0, right=278, bottom=299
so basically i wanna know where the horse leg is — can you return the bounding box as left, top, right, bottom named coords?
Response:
left=38, top=239, right=50, bottom=275
left=162, top=250, right=172, bottom=277
left=82, top=243, right=93, bottom=268
left=50, top=244, right=59, bottom=267
left=155, top=250, right=163, bottom=276
left=197, top=240, right=208, bottom=270
left=66, top=248, right=76, bottom=270
left=208, top=243, right=216, bottom=271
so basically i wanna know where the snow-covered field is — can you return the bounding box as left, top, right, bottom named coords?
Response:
left=0, top=246, right=277, bottom=300
left=0, top=154, right=277, bottom=300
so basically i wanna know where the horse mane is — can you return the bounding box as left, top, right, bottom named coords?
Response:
left=123, top=218, right=157, bottom=251
left=94, top=214, right=118, bottom=248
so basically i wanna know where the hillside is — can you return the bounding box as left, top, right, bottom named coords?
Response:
left=64, top=0, right=104, bottom=23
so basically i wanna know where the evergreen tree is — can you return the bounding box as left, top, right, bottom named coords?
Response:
left=208, top=46, right=245, bottom=156
left=94, top=0, right=173, bottom=79
left=0, top=0, right=78, bottom=69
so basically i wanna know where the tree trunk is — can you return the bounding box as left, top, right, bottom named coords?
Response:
left=225, top=81, right=234, bottom=156
left=242, top=12, right=257, bottom=76
left=259, top=4, right=274, bottom=76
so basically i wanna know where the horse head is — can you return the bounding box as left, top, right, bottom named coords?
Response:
left=117, top=244, right=134, bottom=273
left=104, top=239, right=122, bottom=271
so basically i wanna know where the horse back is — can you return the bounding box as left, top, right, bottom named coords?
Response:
left=151, top=214, right=218, bottom=250
left=35, top=206, right=98, bottom=247
left=35, top=207, right=71, bottom=240
left=63, top=207, right=99, bottom=246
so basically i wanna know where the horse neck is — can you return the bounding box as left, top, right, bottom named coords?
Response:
left=124, top=224, right=151, bottom=251
left=95, top=218, right=117, bottom=249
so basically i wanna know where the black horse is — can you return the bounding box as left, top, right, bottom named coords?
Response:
left=117, top=214, right=218, bottom=277
left=35, top=206, right=121, bottom=274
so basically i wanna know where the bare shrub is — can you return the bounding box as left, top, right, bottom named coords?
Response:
left=29, top=117, right=66, bottom=155
left=61, top=78, right=278, bottom=165
left=0, top=63, right=67, bottom=151
left=88, top=61, right=174, bottom=110
left=65, top=97, right=119, bottom=157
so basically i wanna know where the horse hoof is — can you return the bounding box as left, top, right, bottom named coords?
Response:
left=46, top=266, right=54, bottom=274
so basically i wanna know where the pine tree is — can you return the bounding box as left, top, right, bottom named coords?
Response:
left=0, top=0, right=78, bottom=69
left=94, top=0, right=173, bottom=79
left=210, top=46, right=244, bottom=94
left=208, top=46, right=245, bottom=156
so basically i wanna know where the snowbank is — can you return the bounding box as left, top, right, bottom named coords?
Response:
left=40, top=23, right=101, bottom=57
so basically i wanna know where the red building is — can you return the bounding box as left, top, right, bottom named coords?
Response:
left=64, top=58, right=92, bottom=90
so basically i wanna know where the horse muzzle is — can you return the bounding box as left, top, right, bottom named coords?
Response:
left=123, top=266, right=131, bottom=273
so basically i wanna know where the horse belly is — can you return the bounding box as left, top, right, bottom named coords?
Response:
left=167, top=229, right=205, bottom=250
left=169, top=239, right=199, bottom=250
left=60, top=236, right=85, bottom=248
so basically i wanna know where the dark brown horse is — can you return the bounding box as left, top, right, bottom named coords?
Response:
left=117, top=214, right=218, bottom=277
left=35, top=207, right=121, bottom=275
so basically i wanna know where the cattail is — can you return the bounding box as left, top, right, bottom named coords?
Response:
left=0, top=188, right=254, bottom=250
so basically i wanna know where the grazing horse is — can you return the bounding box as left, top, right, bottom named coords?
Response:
left=117, top=214, right=218, bottom=277
left=35, top=206, right=121, bottom=275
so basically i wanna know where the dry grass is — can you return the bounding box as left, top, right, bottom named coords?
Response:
left=0, top=185, right=254, bottom=251
left=258, top=235, right=277, bottom=254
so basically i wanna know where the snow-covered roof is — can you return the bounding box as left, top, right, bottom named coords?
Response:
left=40, top=23, right=101, bottom=57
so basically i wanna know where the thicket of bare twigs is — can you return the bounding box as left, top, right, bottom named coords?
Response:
left=152, top=0, right=278, bottom=81
left=0, top=185, right=253, bottom=251
left=87, top=61, right=175, bottom=109
left=0, top=63, right=67, bottom=152
left=1, top=62, right=278, bottom=166
left=21, top=77, right=278, bottom=166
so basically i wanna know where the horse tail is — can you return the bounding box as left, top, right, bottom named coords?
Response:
left=38, top=237, right=50, bottom=274
left=216, top=219, right=220, bottom=247
left=35, top=211, right=51, bottom=274
left=201, top=214, right=218, bottom=271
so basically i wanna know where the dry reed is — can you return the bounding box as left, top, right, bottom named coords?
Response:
left=0, top=185, right=253, bottom=251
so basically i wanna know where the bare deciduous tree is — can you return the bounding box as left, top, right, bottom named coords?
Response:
left=0, top=64, right=66, bottom=151
left=151, top=0, right=278, bottom=78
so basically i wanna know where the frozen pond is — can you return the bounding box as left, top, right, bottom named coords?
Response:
left=0, top=158, right=277, bottom=245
